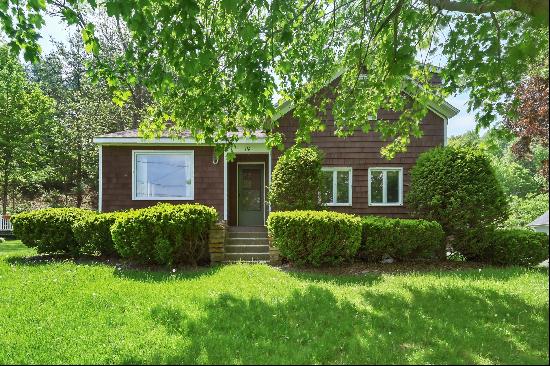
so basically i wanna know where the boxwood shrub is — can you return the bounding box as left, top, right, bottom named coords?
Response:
left=268, top=147, right=324, bottom=211
left=407, top=146, right=508, bottom=259
left=267, top=210, right=362, bottom=266
left=110, top=203, right=218, bottom=265
left=72, top=212, right=122, bottom=256
left=482, top=228, right=549, bottom=266
left=11, top=208, right=95, bottom=254
left=361, top=216, right=445, bottom=262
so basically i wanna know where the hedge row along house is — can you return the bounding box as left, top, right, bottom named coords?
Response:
left=94, top=74, right=459, bottom=229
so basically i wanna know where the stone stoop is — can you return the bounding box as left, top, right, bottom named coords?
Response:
left=223, top=226, right=270, bottom=263
left=208, top=222, right=226, bottom=264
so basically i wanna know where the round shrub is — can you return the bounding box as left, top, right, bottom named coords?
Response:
left=361, top=216, right=445, bottom=262
left=72, top=212, right=122, bottom=256
left=407, top=146, right=508, bottom=259
left=110, top=203, right=218, bottom=266
left=268, top=147, right=324, bottom=211
left=11, top=208, right=95, bottom=254
left=482, top=228, right=549, bottom=266
left=267, top=210, right=362, bottom=266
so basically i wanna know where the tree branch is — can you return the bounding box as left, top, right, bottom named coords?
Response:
left=420, top=0, right=549, bottom=21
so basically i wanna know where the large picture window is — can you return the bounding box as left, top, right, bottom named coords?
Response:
left=132, top=151, right=194, bottom=200
left=368, top=167, right=403, bottom=206
left=321, top=167, right=352, bottom=206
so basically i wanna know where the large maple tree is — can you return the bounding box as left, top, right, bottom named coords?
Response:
left=1, top=0, right=548, bottom=157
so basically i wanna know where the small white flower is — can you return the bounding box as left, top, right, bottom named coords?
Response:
left=172, top=268, right=176, bottom=273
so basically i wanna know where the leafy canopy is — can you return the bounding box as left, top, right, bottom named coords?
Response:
left=1, top=0, right=548, bottom=157
left=0, top=46, right=54, bottom=214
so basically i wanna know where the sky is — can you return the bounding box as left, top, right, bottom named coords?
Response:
left=35, top=14, right=477, bottom=137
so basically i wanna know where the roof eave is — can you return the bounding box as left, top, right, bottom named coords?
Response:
left=93, top=137, right=267, bottom=145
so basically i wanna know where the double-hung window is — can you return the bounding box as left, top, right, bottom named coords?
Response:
left=321, top=167, right=352, bottom=206
left=368, top=167, right=403, bottom=206
left=132, top=151, right=194, bottom=200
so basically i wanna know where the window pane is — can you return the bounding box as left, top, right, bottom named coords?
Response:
left=336, top=170, right=350, bottom=203
left=387, top=170, right=400, bottom=203
left=321, top=171, right=334, bottom=204
left=135, top=153, right=192, bottom=198
left=370, top=170, right=383, bottom=203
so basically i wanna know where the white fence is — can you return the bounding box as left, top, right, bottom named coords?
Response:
left=0, top=216, right=12, bottom=232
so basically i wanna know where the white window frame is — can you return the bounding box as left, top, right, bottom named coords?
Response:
left=321, top=167, right=353, bottom=206
left=368, top=167, right=403, bottom=206
left=132, top=150, right=195, bottom=201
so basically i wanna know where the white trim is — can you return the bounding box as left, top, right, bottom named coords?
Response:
left=236, top=162, right=266, bottom=226
left=98, top=146, right=103, bottom=212
left=429, top=107, right=449, bottom=146
left=223, top=152, right=228, bottom=221
left=233, top=143, right=270, bottom=154
left=444, top=116, right=448, bottom=146
left=321, top=167, right=353, bottom=206
left=94, top=137, right=266, bottom=145
left=268, top=149, right=272, bottom=214
left=131, top=150, right=195, bottom=201
left=368, top=167, right=403, bottom=206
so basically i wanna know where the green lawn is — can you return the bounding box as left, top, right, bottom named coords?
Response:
left=1, top=240, right=548, bottom=365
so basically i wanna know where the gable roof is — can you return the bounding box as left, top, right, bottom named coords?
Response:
left=528, top=211, right=549, bottom=227
left=95, top=68, right=459, bottom=144
left=272, top=68, right=459, bottom=121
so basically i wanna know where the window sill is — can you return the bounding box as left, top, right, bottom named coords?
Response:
left=368, top=203, right=403, bottom=207
left=324, top=203, right=352, bottom=207
left=132, top=197, right=195, bottom=201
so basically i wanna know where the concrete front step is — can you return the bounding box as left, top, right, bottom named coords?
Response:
left=226, top=237, right=269, bottom=246
left=225, top=244, right=269, bottom=254
left=224, top=252, right=271, bottom=262
left=227, top=226, right=267, bottom=232
left=227, top=231, right=268, bottom=239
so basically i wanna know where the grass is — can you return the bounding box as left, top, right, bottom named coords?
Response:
left=1, top=240, right=548, bottom=365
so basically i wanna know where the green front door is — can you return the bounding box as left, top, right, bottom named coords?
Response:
left=237, top=164, right=265, bottom=226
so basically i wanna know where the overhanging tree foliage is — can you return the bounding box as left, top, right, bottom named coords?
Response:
left=1, top=0, right=548, bottom=158
left=0, top=46, right=54, bottom=215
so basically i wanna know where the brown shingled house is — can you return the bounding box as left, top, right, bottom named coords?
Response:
left=94, top=79, right=459, bottom=228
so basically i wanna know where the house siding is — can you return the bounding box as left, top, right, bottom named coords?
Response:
left=272, top=109, right=445, bottom=218
left=101, top=145, right=224, bottom=215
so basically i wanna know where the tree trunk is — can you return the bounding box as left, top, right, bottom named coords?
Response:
left=1, top=160, right=9, bottom=215
left=76, top=149, right=83, bottom=208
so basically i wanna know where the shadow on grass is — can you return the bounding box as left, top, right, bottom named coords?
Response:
left=5, top=253, right=102, bottom=266
left=113, top=265, right=224, bottom=283
left=122, top=282, right=548, bottom=364
left=285, top=270, right=383, bottom=286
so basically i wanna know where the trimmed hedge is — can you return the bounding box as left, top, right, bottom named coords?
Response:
left=268, top=147, right=324, bottom=211
left=110, top=203, right=218, bottom=265
left=267, top=210, right=362, bottom=266
left=361, top=216, right=445, bottom=262
left=482, top=228, right=549, bottom=266
left=11, top=208, right=95, bottom=254
left=72, top=212, right=122, bottom=256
